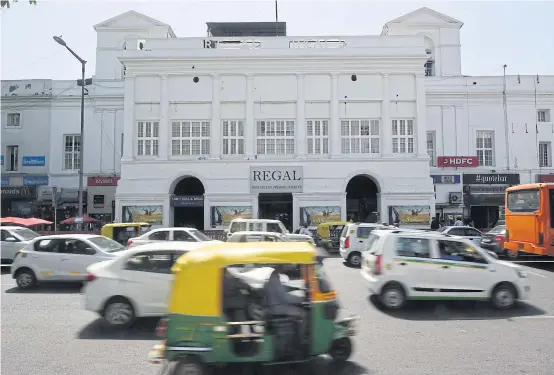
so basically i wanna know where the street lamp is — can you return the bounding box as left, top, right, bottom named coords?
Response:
left=53, top=35, right=87, bottom=229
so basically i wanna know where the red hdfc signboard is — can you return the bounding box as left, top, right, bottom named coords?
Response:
left=437, top=156, right=478, bottom=168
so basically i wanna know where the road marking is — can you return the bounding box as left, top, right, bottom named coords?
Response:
left=512, top=316, right=554, bottom=320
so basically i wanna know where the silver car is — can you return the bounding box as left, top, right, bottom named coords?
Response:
left=1, top=226, right=41, bottom=264
left=437, top=226, right=483, bottom=245
left=127, top=227, right=221, bottom=247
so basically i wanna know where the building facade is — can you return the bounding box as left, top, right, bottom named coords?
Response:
left=1, top=7, right=553, bottom=230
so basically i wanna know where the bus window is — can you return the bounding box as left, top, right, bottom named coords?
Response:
left=507, top=189, right=540, bottom=213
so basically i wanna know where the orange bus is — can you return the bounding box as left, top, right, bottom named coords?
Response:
left=504, top=183, right=553, bottom=258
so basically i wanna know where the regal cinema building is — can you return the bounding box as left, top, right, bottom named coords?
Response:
left=3, top=7, right=553, bottom=230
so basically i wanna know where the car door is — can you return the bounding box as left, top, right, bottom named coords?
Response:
left=354, top=226, right=374, bottom=252
left=117, top=251, right=176, bottom=316
left=463, top=228, right=483, bottom=245
left=31, top=239, right=66, bottom=280
left=436, top=239, right=492, bottom=299
left=61, top=239, right=113, bottom=280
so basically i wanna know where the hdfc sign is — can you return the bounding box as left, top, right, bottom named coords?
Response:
left=438, top=156, right=478, bottom=168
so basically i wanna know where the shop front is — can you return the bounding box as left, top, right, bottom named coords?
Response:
left=1, top=186, right=37, bottom=217
left=431, top=174, right=463, bottom=224
left=87, top=176, right=120, bottom=224
left=462, top=173, right=520, bottom=229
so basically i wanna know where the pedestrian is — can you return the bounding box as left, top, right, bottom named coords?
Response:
left=430, top=217, right=440, bottom=230
left=454, top=217, right=464, bottom=226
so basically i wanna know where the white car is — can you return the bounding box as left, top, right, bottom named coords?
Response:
left=1, top=226, right=41, bottom=264
left=226, top=230, right=314, bottom=245
left=437, top=226, right=483, bottom=245
left=11, top=234, right=125, bottom=289
left=127, top=227, right=221, bottom=247
left=82, top=241, right=209, bottom=328
left=227, top=219, right=314, bottom=244
left=361, top=229, right=530, bottom=310
left=339, top=223, right=388, bottom=267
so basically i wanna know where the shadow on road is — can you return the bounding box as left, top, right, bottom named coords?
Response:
left=5, top=282, right=83, bottom=294
left=78, top=317, right=159, bottom=340
left=212, top=357, right=369, bottom=375
left=368, top=295, right=546, bottom=321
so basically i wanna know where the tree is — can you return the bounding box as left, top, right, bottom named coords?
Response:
left=1, top=0, right=37, bottom=8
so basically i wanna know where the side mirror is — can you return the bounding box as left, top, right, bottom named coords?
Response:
left=4, top=237, right=18, bottom=242
left=487, top=251, right=499, bottom=260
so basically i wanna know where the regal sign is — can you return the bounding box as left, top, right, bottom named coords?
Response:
left=250, top=167, right=303, bottom=193
left=437, top=156, right=478, bottom=168
left=87, top=176, right=120, bottom=187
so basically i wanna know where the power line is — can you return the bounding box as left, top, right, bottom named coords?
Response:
left=1, top=83, right=78, bottom=111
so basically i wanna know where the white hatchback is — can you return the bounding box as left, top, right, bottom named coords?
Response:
left=361, top=230, right=530, bottom=310
left=127, top=227, right=221, bottom=247
left=11, top=234, right=124, bottom=289
left=82, top=241, right=209, bottom=328
left=339, top=223, right=387, bottom=267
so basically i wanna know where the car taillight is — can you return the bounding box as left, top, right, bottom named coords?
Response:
left=156, top=318, right=168, bottom=338
left=85, top=273, right=96, bottom=282
left=127, top=239, right=133, bottom=247
left=344, top=236, right=350, bottom=249
left=495, top=235, right=504, bottom=242
left=374, top=254, right=382, bottom=275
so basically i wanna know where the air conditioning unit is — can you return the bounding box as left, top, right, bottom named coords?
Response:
left=449, top=192, right=462, bottom=205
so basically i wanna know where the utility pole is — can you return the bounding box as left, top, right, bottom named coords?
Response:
left=275, top=1, right=279, bottom=36
left=502, top=64, right=510, bottom=170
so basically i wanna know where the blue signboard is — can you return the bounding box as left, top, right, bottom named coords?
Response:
left=431, top=174, right=461, bottom=184
left=1, top=175, right=9, bottom=187
left=0, top=155, right=3, bottom=166
left=23, top=175, right=49, bottom=186
left=22, top=156, right=46, bottom=167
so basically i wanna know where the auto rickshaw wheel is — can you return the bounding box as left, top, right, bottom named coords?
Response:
left=329, top=337, right=352, bottom=362
left=173, top=356, right=210, bottom=375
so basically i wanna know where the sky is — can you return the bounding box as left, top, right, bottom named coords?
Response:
left=1, top=0, right=553, bottom=80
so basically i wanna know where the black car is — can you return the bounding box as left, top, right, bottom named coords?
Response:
left=480, top=225, right=506, bottom=255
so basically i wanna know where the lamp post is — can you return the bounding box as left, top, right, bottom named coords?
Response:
left=53, top=36, right=86, bottom=229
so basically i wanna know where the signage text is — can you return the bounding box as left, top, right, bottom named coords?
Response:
left=463, top=173, right=520, bottom=185
left=87, top=176, right=120, bottom=187
left=250, top=166, right=303, bottom=193
left=22, top=156, right=46, bottom=167
left=1, top=176, right=9, bottom=187
left=438, top=156, right=478, bottom=168
left=23, top=176, right=49, bottom=186
left=431, top=175, right=460, bottom=184
left=170, top=195, right=204, bottom=207
left=1, top=186, right=36, bottom=198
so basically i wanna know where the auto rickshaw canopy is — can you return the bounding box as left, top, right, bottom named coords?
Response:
left=168, top=242, right=317, bottom=317
left=316, top=221, right=348, bottom=237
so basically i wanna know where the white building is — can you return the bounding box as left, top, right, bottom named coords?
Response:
left=2, top=7, right=553, bottom=230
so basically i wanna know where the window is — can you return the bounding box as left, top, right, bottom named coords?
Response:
left=10, top=228, right=39, bottom=241
left=427, top=131, right=436, bottom=166
left=137, top=121, right=159, bottom=156
left=124, top=251, right=175, bottom=274
left=340, top=119, right=380, bottom=154
left=0, top=230, right=9, bottom=241
left=539, top=142, right=551, bottom=167
left=391, top=120, right=415, bottom=154
left=538, top=109, right=551, bottom=123
left=447, top=228, right=465, bottom=236
left=438, top=240, right=487, bottom=264
left=148, top=231, right=170, bottom=241
left=507, top=189, right=540, bottom=213
left=356, top=226, right=375, bottom=239
left=256, top=120, right=295, bottom=155
left=395, top=237, right=430, bottom=258
left=59, top=239, right=96, bottom=255
left=306, top=119, right=329, bottom=154
left=173, top=230, right=195, bottom=242
left=222, top=120, right=244, bottom=155
left=34, top=239, right=62, bottom=252
left=188, top=229, right=212, bottom=241
left=463, top=228, right=482, bottom=237
left=476, top=131, right=494, bottom=167
left=88, top=236, right=124, bottom=252
left=63, top=135, right=80, bottom=170
left=171, top=121, right=210, bottom=156
left=424, top=61, right=434, bottom=77
left=6, top=113, right=21, bottom=127
left=229, top=221, right=247, bottom=233
left=267, top=223, right=283, bottom=233
left=6, top=145, right=19, bottom=171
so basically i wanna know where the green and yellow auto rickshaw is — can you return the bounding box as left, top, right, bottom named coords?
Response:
left=315, top=221, right=348, bottom=252
left=148, top=242, right=357, bottom=374
left=100, top=222, right=151, bottom=245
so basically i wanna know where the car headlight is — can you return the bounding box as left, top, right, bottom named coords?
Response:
left=517, top=270, right=528, bottom=278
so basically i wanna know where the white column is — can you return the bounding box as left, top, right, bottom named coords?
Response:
left=122, top=75, right=135, bottom=161
left=244, top=74, right=255, bottom=158
left=158, top=75, right=169, bottom=159
left=251, top=195, right=259, bottom=218
left=296, top=74, right=306, bottom=157
left=211, top=74, right=221, bottom=159
left=415, top=73, right=428, bottom=157
left=381, top=74, right=392, bottom=156
left=330, top=73, right=341, bottom=158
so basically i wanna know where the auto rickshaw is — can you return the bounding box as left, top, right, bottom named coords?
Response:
left=100, top=222, right=151, bottom=245
left=148, top=242, right=357, bottom=374
left=315, top=221, right=348, bottom=252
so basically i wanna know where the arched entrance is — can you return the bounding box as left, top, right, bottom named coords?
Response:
left=172, top=177, right=205, bottom=230
left=345, top=175, right=380, bottom=223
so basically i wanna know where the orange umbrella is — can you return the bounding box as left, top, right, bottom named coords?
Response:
left=23, top=218, right=53, bottom=226
left=0, top=217, right=28, bottom=225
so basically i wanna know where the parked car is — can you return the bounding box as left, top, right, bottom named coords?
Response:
left=361, top=229, right=530, bottom=310
left=11, top=234, right=125, bottom=289
left=227, top=231, right=315, bottom=245
left=480, top=225, right=508, bottom=256
left=127, top=227, right=221, bottom=247
left=1, top=226, right=41, bottom=264
left=226, top=219, right=313, bottom=244
left=437, top=226, right=483, bottom=245
left=339, top=223, right=387, bottom=267
left=82, top=241, right=210, bottom=328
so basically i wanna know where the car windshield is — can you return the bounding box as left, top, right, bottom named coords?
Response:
left=436, top=227, right=448, bottom=233
left=12, top=228, right=40, bottom=241
left=365, top=234, right=381, bottom=253
left=189, top=229, right=212, bottom=241
left=488, top=225, right=506, bottom=235
left=88, top=236, right=125, bottom=252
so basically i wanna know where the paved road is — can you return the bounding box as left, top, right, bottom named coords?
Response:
left=2, top=253, right=554, bottom=375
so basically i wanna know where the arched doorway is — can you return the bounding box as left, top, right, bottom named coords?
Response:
left=172, top=177, right=205, bottom=230
left=345, top=175, right=380, bottom=223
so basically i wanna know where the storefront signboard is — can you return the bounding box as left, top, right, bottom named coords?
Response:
left=211, top=206, right=253, bottom=226
left=87, top=176, right=120, bottom=186
left=23, top=175, right=49, bottom=186
left=300, top=206, right=341, bottom=226
left=170, top=195, right=204, bottom=207
left=389, top=205, right=431, bottom=226
left=22, top=156, right=46, bottom=167
left=121, top=205, right=163, bottom=225
left=250, top=166, right=303, bottom=193
left=1, top=175, right=9, bottom=187
left=431, top=175, right=460, bottom=184
left=438, top=156, right=478, bottom=168
left=93, top=194, right=105, bottom=208
left=463, top=173, right=520, bottom=185
left=1, top=186, right=36, bottom=198
left=469, top=185, right=509, bottom=194
left=536, top=174, right=554, bottom=183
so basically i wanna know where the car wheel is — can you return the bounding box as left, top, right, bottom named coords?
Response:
left=379, top=283, right=406, bottom=310
left=174, top=356, right=210, bottom=375
left=329, top=337, right=353, bottom=362
left=347, top=252, right=362, bottom=267
left=505, top=249, right=519, bottom=260
left=15, top=268, right=37, bottom=289
left=491, top=283, right=517, bottom=309
left=103, top=297, right=136, bottom=328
